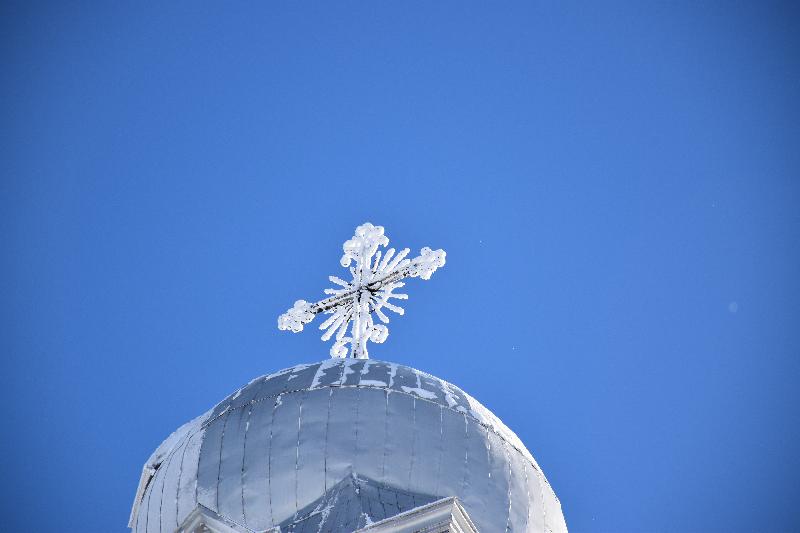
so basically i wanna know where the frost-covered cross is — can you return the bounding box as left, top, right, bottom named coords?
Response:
left=278, top=223, right=446, bottom=359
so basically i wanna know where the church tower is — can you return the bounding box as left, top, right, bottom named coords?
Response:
left=129, top=224, right=567, bottom=532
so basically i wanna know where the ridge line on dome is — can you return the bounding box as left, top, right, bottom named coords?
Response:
left=174, top=429, right=191, bottom=529
left=156, top=439, right=178, bottom=532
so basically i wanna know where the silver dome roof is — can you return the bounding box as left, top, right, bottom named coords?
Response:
left=130, top=359, right=567, bottom=533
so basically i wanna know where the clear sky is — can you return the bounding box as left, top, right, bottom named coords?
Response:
left=2, top=2, right=798, bottom=532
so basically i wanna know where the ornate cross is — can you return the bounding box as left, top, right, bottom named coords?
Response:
left=278, top=223, right=446, bottom=359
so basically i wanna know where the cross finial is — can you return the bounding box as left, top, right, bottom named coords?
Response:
left=278, top=223, right=446, bottom=359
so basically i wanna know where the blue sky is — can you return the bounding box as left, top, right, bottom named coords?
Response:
left=2, top=2, right=798, bottom=532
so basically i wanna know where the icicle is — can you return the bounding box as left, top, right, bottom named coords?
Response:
left=385, top=248, right=410, bottom=273
left=329, top=276, right=350, bottom=288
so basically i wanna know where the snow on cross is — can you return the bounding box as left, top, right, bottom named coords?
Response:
left=278, top=223, right=446, bottom=359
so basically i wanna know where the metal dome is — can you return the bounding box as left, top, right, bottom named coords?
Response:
left=130, top=359, right=567, bottom=533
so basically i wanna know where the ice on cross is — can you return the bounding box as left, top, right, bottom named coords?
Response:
left=278, top=222, right=446, bottom=359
